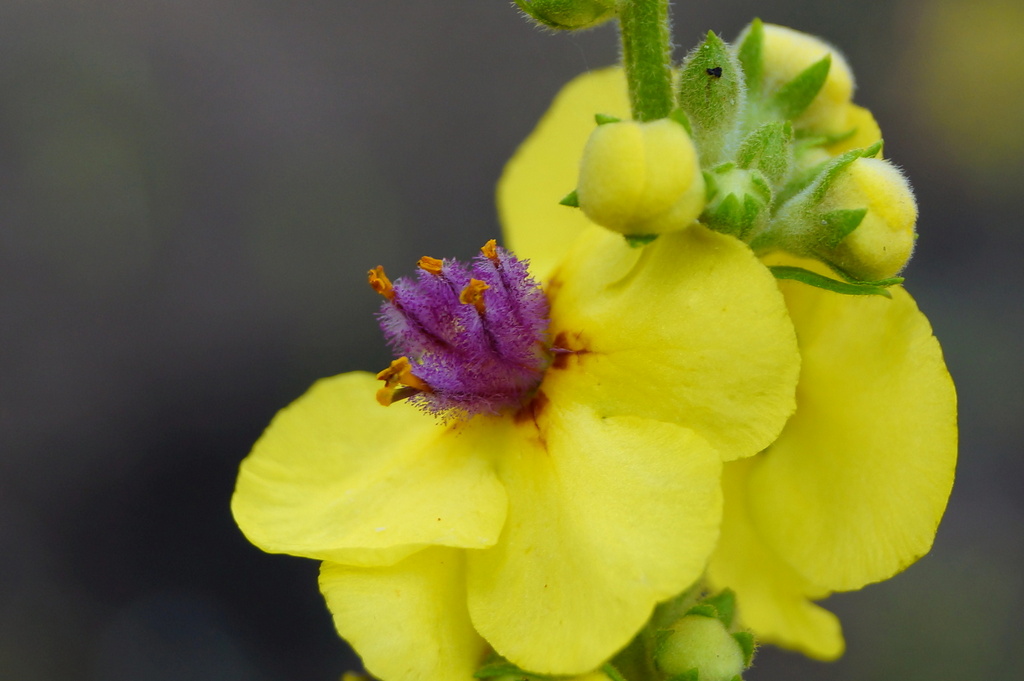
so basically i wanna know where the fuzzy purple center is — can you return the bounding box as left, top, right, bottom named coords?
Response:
left=377, top=245, right=550, bottom=418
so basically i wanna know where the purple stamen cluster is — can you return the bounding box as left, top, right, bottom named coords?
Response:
left=377, top=244, right=551, bottom=418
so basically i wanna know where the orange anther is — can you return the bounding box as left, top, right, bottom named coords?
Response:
left=368, top=266, right=395, bottom=300
left=417, top=256, right=444, bottom=275
left=374, top=357, right=432, bottom=406
left=481, top=239, right=499, bottom=262
left=459, top=279, right=490, bottom=314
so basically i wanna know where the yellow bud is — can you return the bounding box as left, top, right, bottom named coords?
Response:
left=758, top=24, right=855, bottom=134
left=656, top=615, right=745, bottom=681
left=577, top=119, right=705, bottom=236
left=826, top=103, right=882, bottom=155
left=824, top=157, right=917, bottom=280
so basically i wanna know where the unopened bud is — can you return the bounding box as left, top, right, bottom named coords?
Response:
left=821, top=157, right=917, bottom=280
left=755, top=23, right=855, bottom=134
left=656, top=614, right=746, bottom=681
left=514, top=0, right=616, bottom=31
left=577, top=118, right=706, bottom=237
left=702, top=164, right=772, bottom=239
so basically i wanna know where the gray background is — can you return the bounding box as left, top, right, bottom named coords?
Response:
left=2, top=1, right=1021, bottom=679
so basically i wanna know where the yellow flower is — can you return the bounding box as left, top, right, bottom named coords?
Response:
left=500, top=68, right=956, bottom=660
left=233, top=189, right=800, bottom=676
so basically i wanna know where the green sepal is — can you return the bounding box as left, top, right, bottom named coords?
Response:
left=732, top=632, right=756, bottom=667
left=684, top=603, right=720, bottom=619
left=735, top=18, right=764, bottom=96
left=474, top=656, right=551, bottom=680
left=702, top=166, right=770, bottom=239
left=677, top=31, right=747, bottom=165
left=559, top=189, right=580, bottom=207
left=769, top=265, right=897, bottom=297
left=819, top=208, right=867, bottom=247
left=703, top=193, right=763, bottom=240
left=473, top=660, right=529, bottom=679
left=809, top=140, right=883, bottom=203
left=700, top=589, right=736, bottom=628
left=736, top=121, right=792, bottom=184
left=770, top=55, right=831, bottom=120
left=652, top=627, right=675, bottom=658
left=601, top=663, right=629, bottom=681
left=669, top=108, right=693, bottom=136
left=667, top=670, right=700, bottom=681
left=595, top=113, right=622, bottom=125
left=625, top=234, right=659, bottom=247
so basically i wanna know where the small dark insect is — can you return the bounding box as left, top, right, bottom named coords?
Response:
left=706, top=66, right=723, bottom=78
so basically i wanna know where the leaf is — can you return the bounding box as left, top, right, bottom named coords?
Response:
left=769, top=265, right=897, bottom=297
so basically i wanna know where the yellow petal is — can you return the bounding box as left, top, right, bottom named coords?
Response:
left=707, top=460, right=844, bottom=660
left=232, top=372, right=507, bottom=566
left=320, top=548, right=485, bottom=681
left=543, top=225, right=800, bottom=461
left=498, top=68, right=630, bottom=281
left=467, top=399, right=722, bottom=674
left=746, top=278, right=957, bottom=590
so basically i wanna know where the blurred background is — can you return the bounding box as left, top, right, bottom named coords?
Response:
left=1, top=0, right=1021, bottom=679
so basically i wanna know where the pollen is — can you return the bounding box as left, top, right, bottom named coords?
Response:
left=459, top=279, right=490, bottom=314
left=481, top=239, right=499, bottom=262
left=417, top=256, right=444, bottom=275
left=367, top=266, right=394, bottom=300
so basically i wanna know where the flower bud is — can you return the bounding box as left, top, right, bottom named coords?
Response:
left=655, top=614, right=746, bottom=681
left=821, top=157, right=917, bottom=280
left=826, top=103, right=882, bottom=155
left=702, top=164, right=772, bottom=239
left=577, top=118, right=705, bottom=237
left=756, top=23, right=855, bottom=134
left=514, top=0, right=616, bottom=31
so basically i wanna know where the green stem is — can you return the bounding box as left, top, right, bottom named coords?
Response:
left=618, top=0, right=674, bottom=121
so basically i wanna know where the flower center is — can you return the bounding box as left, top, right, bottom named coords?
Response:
left=370, top=240, right=551, bottom=419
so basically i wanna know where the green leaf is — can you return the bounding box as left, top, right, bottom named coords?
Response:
left=559, top=189, right=579, bottom=207
left=732, top=631, right=756, bottom=667
left=677, top=31, right=747, bottom=165
left=736, top=122, right=792, bottom=184
left=820, top=208, right=867, bottom=247
left=769, top=265, right=897, bottom=297
left=770, top=55, right=831, bottom=120
left=701, top=589, right=736, bottom=627
left=735, top=18, right=764, bottom=96
left=625, top=233, right=659, bottom=247
left=595, top=113, right=622, bottom=125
